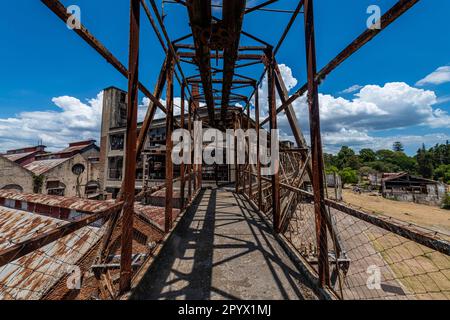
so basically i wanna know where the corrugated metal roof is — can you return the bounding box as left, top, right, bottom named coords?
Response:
left=0, top=191, right=117, bottom=213
left=2, top=152, right=34, bottom=162
left=0, top=206, right=104, bottom=300
left=24, top=158, right=69, bottom=175
left=134, top=203, right=180, bottom=230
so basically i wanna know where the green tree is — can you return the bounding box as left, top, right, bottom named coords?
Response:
left=325, top=165, right=339, bottom=174
left=416, top=144, right=434, bottom=179
left=337, top=146, right=356, bottom=169
left=359, top=148, right=376, bottom=162
left=442, top=193, right=450, bottom=210
left=340, top=167, right=359, bottom=187
left=376, top=149, right=395, bottom=162
left=434, top=164, right=450, bottom=184
left=392, top=141, right=404, bottom=152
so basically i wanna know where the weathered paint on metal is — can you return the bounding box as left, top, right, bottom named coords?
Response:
left=0, top=190, right=117, bottom=214
left=0, top=206, right=104, bottom=300
left=23, top=158, right=69, bottom=175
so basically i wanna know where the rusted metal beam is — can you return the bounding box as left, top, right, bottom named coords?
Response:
left=247, top=101, right=252, bottom=199
left=234, top=114, right=239, bottom=193
left=188, top=97, right=193, bottom=202
left=265, top=48, right=281, bottom=233
left=41, top=0, right=168, bottom=116
left=180, top=83, right=186, bottom=210
left=188, top=78, right=255, bottom=84
left=273, top=61, right=308, bottom=148
left=119, top=0, right=141, bottom=295
left=165, top=55, right=175, bottom=233
left=274, top=0, right=304, bottom=55
left=260, top=0, right=421, bottom=126
left=140, top=0, right=167, bottom=52
left=178, top=52, right=263, bottom=60
left=304, top=0, right=330, bottom=288
left=174, top=44, right=265, bottom=51
left=136, top=57, right=168, bottom=157
left=220, top=0, right=246, bottom=123
left=186, top=0, right=215, bottom=126
left=254, top=84, right=263, bottom=210
left=0, top=202, right=123, bottom=268
left=245, top=0, right=279, bottom=14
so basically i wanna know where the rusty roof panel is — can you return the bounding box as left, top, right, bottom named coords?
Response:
left=0, top=206, right=104, bottom=300
left=23, top=158, right=69, bottom=175
left=134, top=203, right=180, bottom=230
left=2, top=152, right=35, bottom=163
left=0, top=190, right=117, bottom=214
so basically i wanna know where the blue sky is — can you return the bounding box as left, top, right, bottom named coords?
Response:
left=0, top=0, right=449, bottom=154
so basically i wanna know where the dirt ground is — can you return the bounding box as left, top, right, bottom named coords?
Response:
left=341, top=189, right=450, bottom=234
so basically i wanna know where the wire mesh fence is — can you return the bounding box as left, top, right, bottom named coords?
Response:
left=280, top=187, right=450, bottom=300
left=236, top=148, right=450, bottom=300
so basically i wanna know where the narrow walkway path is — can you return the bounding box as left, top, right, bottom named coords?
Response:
left=131, top=187, right=317, bottom=300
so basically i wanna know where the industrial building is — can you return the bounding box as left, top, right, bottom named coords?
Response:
left=381, top=172, right=447, bottom=206
left=0, top=0, right=448, bottom=302
left=99, top=86, right=242, bottom=199
left=0, top=140, right=102, bottom=198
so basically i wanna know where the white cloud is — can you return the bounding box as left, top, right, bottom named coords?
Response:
left=416, top=66, right=450, bottom=86
left=340, top=85, right=363, bottom=94
left=2, top=63, right=449, bottom=155
left=0, top=92, right=104, bottom=152
left=0, top=92, right=188, bottom=153
left=252, top=64, right=450, bottom=153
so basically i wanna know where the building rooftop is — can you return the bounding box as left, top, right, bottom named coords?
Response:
left=56, top=140, right=98, bottom=154
left=2, top=151, right=35, bottom=163
left=0, top=206, right=104, bottom=300
left=0, top=190, right=117, bottom=214
left=23, top=158, right=69, bottom=175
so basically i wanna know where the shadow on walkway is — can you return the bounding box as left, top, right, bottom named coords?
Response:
left=131, top=187, right=317, bottom=300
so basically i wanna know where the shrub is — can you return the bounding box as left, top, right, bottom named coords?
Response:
left=442, top=193, right=450, bottom=210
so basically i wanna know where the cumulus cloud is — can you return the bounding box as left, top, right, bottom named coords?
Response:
left=252, top=64, right=450, bottom=153
left=0, top=92, right=190, bottom=152
left=1, top=64, right=449, bottom=155
left=416, top=66, right=450, bottom=86
left=0, top=92, right=104, bottom=152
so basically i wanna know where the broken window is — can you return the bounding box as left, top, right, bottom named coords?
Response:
left=47, top=180, right=66, bottom=196
left=110, top=134, right=125, bottom=150
left=108, top=156, right=123, bottom=181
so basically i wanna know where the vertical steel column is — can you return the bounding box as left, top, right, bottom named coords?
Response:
left=265, top=47, right=281, bottom=233
left=180, top=83, right=186, bottom=209
left=243, top=113, right=247, bottom=194
left=303, top=0, right=330, bottom=287
left=119, top=0, right=140, bottom=295
left=188, top=97, right=193, bottom=202
left=255, top=84, right=262, bottom=210
left=165, top=54, right=175, bottom=233
left=247, top=102, right=252, bottom=199
left=234, top=114, right=239, bottom=193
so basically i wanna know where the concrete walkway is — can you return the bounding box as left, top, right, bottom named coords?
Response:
left=131, top=187, right=317, bottom=300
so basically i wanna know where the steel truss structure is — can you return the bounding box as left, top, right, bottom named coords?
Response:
left=1, top=0, right=449, bottom=300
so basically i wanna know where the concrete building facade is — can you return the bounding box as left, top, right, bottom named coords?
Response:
left=99, top=86, right=243, bottom=199
left=0, top=140, right=102, bottom=198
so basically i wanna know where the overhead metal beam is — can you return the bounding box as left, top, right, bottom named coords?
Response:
left=245, top=0, right=279, bottom=14
left=186, top=0, right=215, bottom=126
left=41, top=0, right=168, bottom=116
left=220, top=0, right=247, bottom=123
left=260, top=0, right=421, bottom=126
left=177, top=52, right=263, bottom=60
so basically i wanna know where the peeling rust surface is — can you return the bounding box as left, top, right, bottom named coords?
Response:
left=0, top=206, right=104, bottom=300
left=0, top=190, right=117, bottom=214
